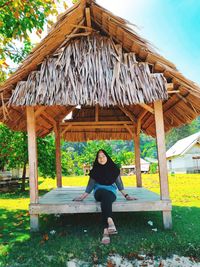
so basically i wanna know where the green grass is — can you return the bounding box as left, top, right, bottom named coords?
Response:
left=0, top=174, right=200, bottom=266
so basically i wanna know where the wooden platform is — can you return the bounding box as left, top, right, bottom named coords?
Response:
left=29, top=187, right=172, bottom=215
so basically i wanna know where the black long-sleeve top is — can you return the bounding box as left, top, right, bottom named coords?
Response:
left=85, top=175, right=124, bottom=194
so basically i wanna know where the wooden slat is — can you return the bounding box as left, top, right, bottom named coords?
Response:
left=29, top=186, right=172, bottom=214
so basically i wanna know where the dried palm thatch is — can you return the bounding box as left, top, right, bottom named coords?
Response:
left=9, top=34, right=167, bottom=107
left=0, top=0, right=200, bottom=140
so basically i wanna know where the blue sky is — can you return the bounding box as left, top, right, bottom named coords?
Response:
left=97, top=0, right=200, bottom=85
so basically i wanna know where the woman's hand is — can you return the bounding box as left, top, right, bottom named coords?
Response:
left=73, top=192, right=88, bottom=201
left=125, top=194, right=137, bottom=201
left=73, top=196, right=84, bottom=201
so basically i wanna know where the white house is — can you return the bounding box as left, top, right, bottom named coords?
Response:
left=121, top=158, right=150, bottom=175
left=166, top=131, right=200, bottom=173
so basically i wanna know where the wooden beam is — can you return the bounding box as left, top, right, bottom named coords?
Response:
left=133, top=133, right=142, bottom=187
left=60, top=121, right=133, bottom=126
left=65, top=32, right=91, bottom=38
left=117, top=106, right=136, bottom=124
left=69, top=23, right=93, bottom=31
left=137, top=109, right=148, bottom=121
left=61, top=124, right=72, bottom=136
left=42, top=111, right=57, bottom=128
left=154, top=100, right=172, bottom=229
left=55, top=121, right=62, bottom=188
left=154, top=100, right=170, bottom=200
left=124, top=124, right=134, bottom=137
left=139, top=103, right=154, bottom=114
left=166, top=83, right=173, bottom=91
left=26, top=107, right=38, bottom=203
left=95, top=104, right=99, bottom=122
left=35, top=106, right=46, bottom=117
left=136, top=119, right=141, bottom=136
left=61, top=125, right=135, bottom=129
left=56, top=18, right=85, bottom=52
left=26, top=106, right=39, bottom=232
left=168, top=90, right=180, bottom=94
left=85, top=8, right=92, bottom=29
left=13, top=106, right=46, bottom=131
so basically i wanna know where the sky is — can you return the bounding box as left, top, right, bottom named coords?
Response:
left=29, top=0, right=200, bottom=85
left=96, top=0, right=200, bottom=85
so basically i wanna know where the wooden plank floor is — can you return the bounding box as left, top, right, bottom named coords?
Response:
left=29, top=187, right=172, bottom=214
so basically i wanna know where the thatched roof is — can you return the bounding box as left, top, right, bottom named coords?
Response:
left=0, top=0, right=200, bottom=141
left=9, top=34, right=167, bottom=106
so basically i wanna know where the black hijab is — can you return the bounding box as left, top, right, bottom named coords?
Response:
left=89, top=149, right=120, bottom=185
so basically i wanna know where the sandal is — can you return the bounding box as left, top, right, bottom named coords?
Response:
left=101, top=234, right=110, bottom=244
left=108, top=224, right=118, bottom=235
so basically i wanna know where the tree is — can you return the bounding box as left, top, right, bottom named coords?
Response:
left=37, top=134, right=56, bottom=178
left=0, top=124, right=28, bottom=190
left=81, top=141, right=113, bottom=166
left=0, top=0, right=60, bottom=84
left=0, top=124, right=58, bottom=189
left=165, top=117, right=200, bottom=149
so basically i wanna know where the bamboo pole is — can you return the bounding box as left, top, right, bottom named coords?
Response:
left=26, top=106, right=39, bottom=231
left=54, top=121, right=62, bottom=188
left=154, top=100, right=172, bottom=229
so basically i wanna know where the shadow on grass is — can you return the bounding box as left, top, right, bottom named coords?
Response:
left=0, top=189, right=51, bottom=199
left=1, top=206, right=200, bottom=266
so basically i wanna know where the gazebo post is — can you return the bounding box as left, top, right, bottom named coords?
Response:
left=154, top=100, right=172, bottom=229
left=54, top=121, right=62, bottom=188
left=26, top=106, right=39, bottom=232
left=133, top=132, right=142, bottom=187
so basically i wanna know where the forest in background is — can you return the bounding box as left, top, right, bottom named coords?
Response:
left=1, top=117, right=200, bottom=179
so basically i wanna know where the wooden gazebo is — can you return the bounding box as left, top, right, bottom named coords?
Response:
left=1, top=0, right=200, bottom=232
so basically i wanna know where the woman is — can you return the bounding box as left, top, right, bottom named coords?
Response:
left=73, top=149, right=137, bottom=244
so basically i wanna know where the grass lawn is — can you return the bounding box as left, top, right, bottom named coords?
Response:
left=0, top=174, right=200, bottom=266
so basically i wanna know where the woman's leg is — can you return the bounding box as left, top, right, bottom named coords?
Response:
left=101, top=227, right=110, bottom=244
left=94, top=189, right=116, bottom=228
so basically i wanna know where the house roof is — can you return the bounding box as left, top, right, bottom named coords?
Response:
left=0, top=0, right=200, bottom=141
left=121, top=158, right=150, bottom=168
left=166, top=131, right=200, bottom=158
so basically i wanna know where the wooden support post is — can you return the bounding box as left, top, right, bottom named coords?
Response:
left=26, top=106, right=39, bottom=232
left=55, top=121, right=62, bottom=188
left=154, top=100, right=172, bottom=229
left=162, top=211, right=172, bottom=230
left=133, top=132, right=142, bottom=187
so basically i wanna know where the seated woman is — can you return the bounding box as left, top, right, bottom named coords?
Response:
left=73, top=149, right=137, bottom=244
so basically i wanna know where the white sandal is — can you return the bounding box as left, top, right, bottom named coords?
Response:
left=101, top=234, right=110, bottom=244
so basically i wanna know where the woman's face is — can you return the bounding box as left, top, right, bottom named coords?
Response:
left=97, top=151, right=108, bottom=165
